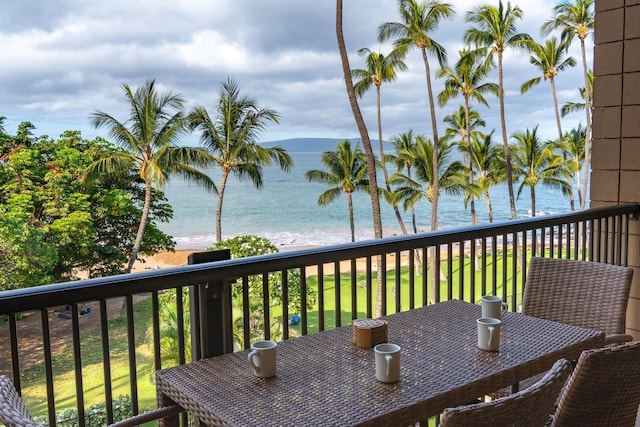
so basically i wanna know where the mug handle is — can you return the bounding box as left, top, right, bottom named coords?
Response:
left=248, top=350, right=260, bottom=374
left=385, top=354, right=393, bottom=377
left=487, top=325, right=495, bottom=348
left=501, top=301, right=508, bottom=316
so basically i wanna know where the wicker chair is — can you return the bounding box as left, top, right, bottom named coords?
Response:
left=440, top=359, right=573, bottom=427
left=521, top=257, right=634, bottom=346
left=490, top=257, right=633, bottom=399
left=0, top=375, right=42, bottom=427
left=550, top=340, right=640, bottom=426
left=107, top=404, right=183, bottom=427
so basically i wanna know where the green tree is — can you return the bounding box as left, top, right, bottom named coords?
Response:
left=442, top=106, right=486, bottom=226
left=352, top=46, right=409, bottom=235
left=387, top=131, right=419, bottom=233
left=542, top=0, right=594, bottom=210
left=305, top=140, right=370, bottom=242
left=521, top=36, right=576, bottom=210
left=379, top=0, right=455, bottom=233
left=188, top=78, right=291, bottom=243
left=560, top=125, right=587, bottom=209
left=390, top=137, right=465, bottom=302
left=85, top=79, right=214, bottom=273
left=510, top=126, right=574, bottom=216
left=561, top=70, right=593, bottom=118
left=465, top=0, right=532, bottom=220
left=466, top=131, right=505, bottom=223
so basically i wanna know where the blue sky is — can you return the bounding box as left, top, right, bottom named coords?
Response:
left=0, top=0, right=589, bottom=145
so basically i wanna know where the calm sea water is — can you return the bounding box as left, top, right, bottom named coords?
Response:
left=159, top=151, right=580, bottom=250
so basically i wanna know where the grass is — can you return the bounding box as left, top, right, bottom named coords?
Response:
left=21, top=249, right=534, bottom=421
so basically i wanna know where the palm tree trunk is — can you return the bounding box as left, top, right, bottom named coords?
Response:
left=464, top=98, right=477, bottom=226
left=530, top=186, right=536, bottom=217
left=485, top=191, right=494, bottom=223
left=498, top=51, right=517, bottom=220
left=126, top=180, right=152, bottom=273
left=348, top=192, right=355, bottom=242
left=579, top=37, right=591, bottom=211
left=336, top=0, right=384, bottom=316
left=550, top=77, right=575, bottom=211
left=376, top=86, right=408, bottom=235
left=216, top=170, right=230, bottom=242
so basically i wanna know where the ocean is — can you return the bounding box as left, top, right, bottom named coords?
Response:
left=159, top=149, right=580, bottom=251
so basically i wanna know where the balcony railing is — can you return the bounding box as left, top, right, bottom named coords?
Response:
left=0, top=203, right=638, bottom=426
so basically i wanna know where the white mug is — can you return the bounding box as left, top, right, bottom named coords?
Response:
left=248, top=340, right=277, bottom=378
left=481, top=295, right=508, bottom=319
left=374, top=343, right=401, bottom=383
left=477, top=317, right=501, bottom=351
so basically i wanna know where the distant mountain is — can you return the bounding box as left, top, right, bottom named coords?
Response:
left=261, top=137, right=392, bottom=153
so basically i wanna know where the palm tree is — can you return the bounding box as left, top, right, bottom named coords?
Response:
left=336, top=0, right=383, bottom=244
left=305, top=140, right=370, bottom=242
left=84, top=79, right=215, bottom=273
left=521, top=36, right=576, bottom=210
left=467, top=131, right=505, bottom=223
left=542, top=0, right=594, bottom=210
left=337, top=0, right=385, bottom=317
left=510, top=126, right=574, bottom=217
left=465, top=1, right=532, bottom=220
left=188, top=78, right=292, bottom=242
left=390, top=136, right=465, bottom=303
left=561, top=70, right=593, bottom=118
left=560, top=125, right=587, bottom=208
left=352, top=46, right=409, bottom=235
left=387, top=130, right=419, bottom=233
left=379, top=0, right=455, bottom=233
left=442, top=106, right=486, bottom=225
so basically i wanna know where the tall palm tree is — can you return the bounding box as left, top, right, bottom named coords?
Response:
left=378, top=0, right=455, bottom=233
left=542, top=0, right=594, bottom=211
left=442, top=106, right=486, bottom=226
left=561, top=69, right=593, bottom=118
left=560, top=125, right=587, bottom=208
left=467, top=131, right=505, bottom=223
left=84, top=79, right=214, bottom=273
left=387, top=130, right=419, bottom=233
left=521, top=36, right=576, bottom=210
left=390, top=136, right=465, bottom=303
left=510, top=126, right=574, bottom=217
left=337, top=0, right=385, bottom=317
left=304, top=140, right=369, bottom=242
left=188, top=78, right=292, bottom=242
left=352, top=46, right=409, bottom=234
left=465, top=1, right=532, bottom=220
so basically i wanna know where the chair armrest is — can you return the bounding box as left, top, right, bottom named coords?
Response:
left=604, top=333, right=633, bottom=346
left=108, top=404, right=182, bottom=427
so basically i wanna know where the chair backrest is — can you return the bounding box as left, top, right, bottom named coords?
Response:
left=522, top=257, right=633, bottom=336
left=0, top=375, right=42, bottom=427
left=440, top=359, right=573, bottom=427
left=551, top=340, right=640, bottom=426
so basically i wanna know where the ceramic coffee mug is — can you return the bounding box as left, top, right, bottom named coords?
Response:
left=481, top=295, right=508, bottom=319
left=374, top=343, right=401, bottom=383
left=477, top=317, right=501, bottom=351
left=248, top=340, right=277, bottom=378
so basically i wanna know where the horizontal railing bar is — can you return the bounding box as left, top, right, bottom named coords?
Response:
left=1, top=203, right=638, bottom=314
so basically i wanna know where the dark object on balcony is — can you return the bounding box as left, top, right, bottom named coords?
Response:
left=550, top=340, right=640, bottom=426
left=439, top=359, right=573, bottom=427
left=107, top=404, right=183, bottom=427
left=0, top=375, right=43, bottom=427
left=492, top=256, right=634, bottom=399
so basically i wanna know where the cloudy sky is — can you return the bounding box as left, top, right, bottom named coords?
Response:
left=0, top=0, right=591, bottom=145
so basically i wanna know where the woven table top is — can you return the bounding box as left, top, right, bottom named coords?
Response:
left=155, top=300, right=604, bottom=427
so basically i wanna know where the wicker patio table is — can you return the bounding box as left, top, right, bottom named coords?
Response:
left=155, top=299, right=604, bottom=426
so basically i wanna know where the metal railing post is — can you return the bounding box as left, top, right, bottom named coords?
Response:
left=188, top=250, right=233, bottom=360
